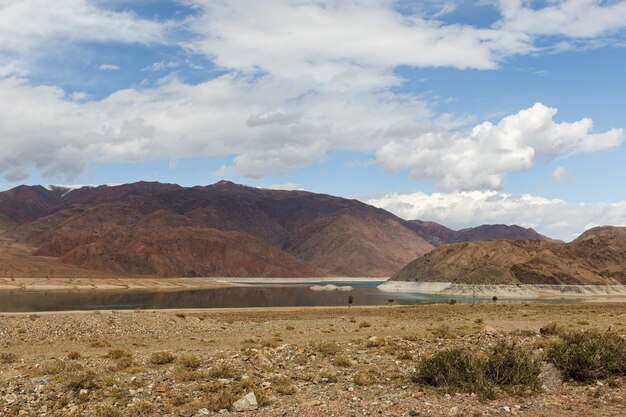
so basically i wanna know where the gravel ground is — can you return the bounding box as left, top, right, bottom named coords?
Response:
left=0, top=302, right=624, bottom=416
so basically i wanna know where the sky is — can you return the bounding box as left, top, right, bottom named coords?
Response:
left=1, top=0, right=625, bottom=240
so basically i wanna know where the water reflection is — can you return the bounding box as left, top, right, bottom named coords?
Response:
left=0, top=281, right=580, bottom=312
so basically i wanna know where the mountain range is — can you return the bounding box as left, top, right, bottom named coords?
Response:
left=390, top=226, right=626, bottom=285
left=0, top=181, right=550, bottom=278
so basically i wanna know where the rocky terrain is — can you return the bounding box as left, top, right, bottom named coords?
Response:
left=0, top=303, right=624, bottom=416
left=407, top=221, right=549, bottom=247
left=389, top=226, right=626, bottom=287
left=0, top=181, right=550, bottom=279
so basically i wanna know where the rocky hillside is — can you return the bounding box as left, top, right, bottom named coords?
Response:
left=0, top=181, right=435, bottom=277
left=390, top=226, right=626, bottom=285
left=407, top=220, right=550, bottom=246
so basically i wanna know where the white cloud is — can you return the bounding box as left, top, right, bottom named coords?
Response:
left=496, top=0, right=626, bottom=39
left=0, top=0, right=166, bottom=75
left=98, top=63, right=120, bottom=71
left=552, top=166, right=569, bottom=181
left=267, top=182, right=304, bottom=191
left=368, top=190, right=626, bottom=241
left=0, top=0, right=625, bottom=187
left=143, top=61, right=178, bottom=72
left=376, top=103, right=623, bottom=191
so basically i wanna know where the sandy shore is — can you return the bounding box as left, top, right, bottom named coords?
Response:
left=0, top=277, right=235, bottom=292
left=1, top=302, right=624, bottom=416
left=379, top=281, right=626, bottom=299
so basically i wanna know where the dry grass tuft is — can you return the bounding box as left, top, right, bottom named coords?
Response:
left=149, top=351, right=175, bottom=365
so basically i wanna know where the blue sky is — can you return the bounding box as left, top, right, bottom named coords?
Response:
left=1, top=0, right=626, bottom=239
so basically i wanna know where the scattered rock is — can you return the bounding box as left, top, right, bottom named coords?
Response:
left=230, top=392, right=258, bottom=412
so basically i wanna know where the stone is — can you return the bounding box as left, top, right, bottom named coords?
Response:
left=252, top=352, right=272, bottom=369
left=501, top=406, right=511, bottom=413
left=79, top=389, right=89, bottom=396
left=230, top=392, right=258, bottom=412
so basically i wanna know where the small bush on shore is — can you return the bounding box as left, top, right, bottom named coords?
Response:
left=548, top=330, right=626, bottom=382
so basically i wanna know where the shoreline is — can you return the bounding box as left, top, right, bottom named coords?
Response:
left=378, top=281, right=626, bottom=299
left=0, top=277, right=238, bottom=292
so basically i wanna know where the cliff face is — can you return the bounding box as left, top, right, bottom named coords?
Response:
left=0, top=181, right=434, bottom=277
left=391, top=226, right=626, bottom=285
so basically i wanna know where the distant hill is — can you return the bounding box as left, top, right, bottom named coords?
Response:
left=390, top=226, right=626, bottom=285
left=407, top=220, right=551, bottom=246
left=0, top=181, right=435, bottom=277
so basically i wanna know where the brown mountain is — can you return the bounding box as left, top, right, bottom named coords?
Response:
left=0, top=181, right=435, bottom=278
left=390, top=226, right=626, bottom=285
left=406, top=220, right=550, bottom=246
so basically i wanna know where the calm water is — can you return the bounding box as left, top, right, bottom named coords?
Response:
left=0, top=280, right=580, bottom=312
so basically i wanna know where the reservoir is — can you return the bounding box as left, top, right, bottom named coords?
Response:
left=0, top=280, right=579, bottom=312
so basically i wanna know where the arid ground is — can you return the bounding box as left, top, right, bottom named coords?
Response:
left=1, top=302, right=624, bottom=416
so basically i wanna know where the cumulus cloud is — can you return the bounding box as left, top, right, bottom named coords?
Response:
left=0, top=0, right=625, bottom=185
left=98, top=63, right=120, bottom=71
left=368, top=190, right=626, bottom=241
left=552, top=166, right=569, bottom=181
left=376, top=103, right=623, bottom=191
left=496, top=0, right=626, bottom=39
left=0, top=0, right=166, bottom=75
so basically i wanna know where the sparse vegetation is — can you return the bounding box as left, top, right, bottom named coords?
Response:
left=62, top=369, right=99, bottom=391
left=358, top=320, right=372, bottom=328
left=1, top=352, right=17, bottom=363
left=548, top=330, right=626, bottom=382
left=485, top=341, right=541, bottom=391
left=149, top=351, right=175, bottom=365
left=67, top=351, right=82, bottom=360
left=106, top=349, right=131, bottom=360
left=177, top=353, right=201, bottom=370
left=412, top=348, right=493, bottom=398
left=540, top=322, right=562, bottom=336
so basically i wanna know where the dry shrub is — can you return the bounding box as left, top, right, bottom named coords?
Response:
left=540, top=322, right=561, bottom=336
left=177, top=354, right=201, bottom=370
left=312, top=340, right=341, bottom=355
left=1, top=352, right=17, bottom=364
left=90, top=339, right=111, bottom=348
left=62, top=369, right=99, bottom=391
left=149, top=351, right=174, bottom=365
left=485, top=341, right=541, bottom=391
left=333, top=355, right=352, bottom=367
left=107, top=349, right=131, bottom=360
left=127, top=400, right=158, bottom=417
left=67, top=351, right=82, bottom=360
left=317, top=368, right=338, bottom=383
left=260, top=338, right=280, bottom=348
left=548, top=330, right=626, bottom=382
left=431, top=324, right=455, bottom=339
left=413, top=349, right=494, bottom=399
left=353, top=371, right=375, bottom=386
left=94, top=404, right=122, bottom=417
left=208, top=363, right=236, bottom=379
left=359, top=321, right=372, bottom=328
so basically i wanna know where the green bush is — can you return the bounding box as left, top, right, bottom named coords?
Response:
left=548, top=330, right=626, bottom=382
left=485, top=341, right=541, bottom=390
left=412, top=349, right=494, bottom=398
